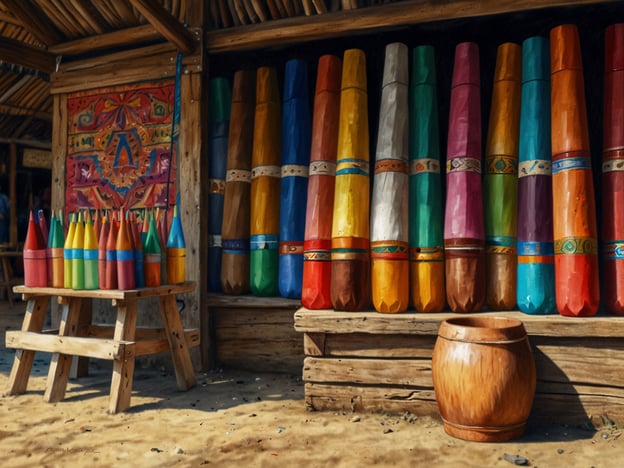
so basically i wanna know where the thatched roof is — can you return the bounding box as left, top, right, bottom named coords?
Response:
left=0, top=0, right=194, bottom=147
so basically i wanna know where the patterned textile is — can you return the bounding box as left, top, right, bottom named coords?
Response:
left=65, top=80, right=177, bottom=214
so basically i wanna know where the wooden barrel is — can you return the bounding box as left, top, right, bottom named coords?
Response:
left=432, top=316, right=536, bottom=442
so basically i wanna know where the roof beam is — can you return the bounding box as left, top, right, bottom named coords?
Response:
left=0, top=37, right=56, bottom=74
left=127, top=0, right=195, bottom=54
left=48, top=23, right=161, bottom=56
left=1, top=0, right=63, bottom=46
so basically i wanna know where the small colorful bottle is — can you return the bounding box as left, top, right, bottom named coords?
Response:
left=105, top=211, right=118, bottom=289
left=71, top=211, right=85, bottom=290
left=144, top=212, right=162, bottom=287
left=116, top=209, right=136, bottom=290
left=23, top=211, right=47, bottom=287
left=63, top=212, right=76, bottom=288
left=131, top=212, right=145, bottom=288
left=83, top=210, right=99, bottom=290
left=166, top=204, right=186, bottom=284
left=49, top=210, right=65, bottom=288
left=98, top=214, right=109, bottom=289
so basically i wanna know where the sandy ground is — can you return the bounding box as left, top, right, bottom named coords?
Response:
left=1, top=298, right=624, bottom=468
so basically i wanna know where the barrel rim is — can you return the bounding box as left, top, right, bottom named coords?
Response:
left=438, top=315, right=528, bottom=341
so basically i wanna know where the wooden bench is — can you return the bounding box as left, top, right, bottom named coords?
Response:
left=5, top=282, right=199, bottom=413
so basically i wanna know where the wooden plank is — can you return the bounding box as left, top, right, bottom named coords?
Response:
left=6, top=296, right=50, bottom=395
left=303, top=357, right=433, bottom=387
left=0, top=38, right=56, bottom=74
left=304, top=382, right=439, bottom=414
left=44, top=297, right=84, bottom=402
left=304, top=333, right=326, bottom=356
left=84, top=324, right=199, bottom=342
left=531, top=392, right=624, bottom=425
left=71, top=299, right=93, bottom=378
left=207, top=293, right=301, bottom=308
left=159, top=294, right=197, bottom=390
left=14, top=282, right=196, bottom=301
left=321, top=333, right=436, bottom=358
left=205, top=0, right=623, bottom=53
left=48, top=24, right=160, bottom=56
left=109, top=299, right=137, bottom=414
left=178, top=69, right=205, bottom=369
left=294, top=308, right=624, bottom=337
left=5, top=331, right=130, bottom=360
left=214, top=306, right=298, bottom=327
left=1, top=0, right=63, bottom=46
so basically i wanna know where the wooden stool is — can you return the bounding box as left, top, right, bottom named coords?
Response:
left=5, top=282, right=199, bottom=413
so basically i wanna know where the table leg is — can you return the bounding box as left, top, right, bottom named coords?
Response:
left=70, top=299, right=92, bottom=379
left=6, top=296, right=50, bottom=394
left=108, top=299, right=137, bottom=414
left=44, top=297, right=83, bottom=402
left=159, top=294, right=197, bottom=390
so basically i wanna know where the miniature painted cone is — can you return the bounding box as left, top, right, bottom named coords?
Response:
left=550, top=24, right=599, bottom=316
left=46, top=209, right=56, bottom=287
left=250, top=66, right=281, bottom=296
left=48, top=210, right=65, bottom=288
left=370, top=42, right=409, bottom=313
left=24, top=210, right=47, bottom=287
left=279, top=59, right=311, bottom=299
left=444, top=42, right=486, bottom=313
left=602, top=23, right=624, bottom=315
left=71, top=211, right=85, bottom=290
left=221, top=70, right=254, bottom=294
left=331, top=49, right=371, bottom=311
left=93, top=209, right=101, bottom=244
left=409, top=45, right=445, bottom=312
left=302, top=54, right=341, bottom=309
left=484, top=42, right=521, bottom=310
left=157, top=210, right=168, bottom=284
left=63, top=212, right=76, bottom=288
left=83, top=210, right=99, bottom=290
left=131, top=212, right=145, bottom=288
left=38, top=210, right=48, bottom=251
left=166, top=204, right=186, bottom=284
left=144, top=212, right=162, bottom=287
left=208, top=77, right=231, bottom=292
left=517, top=36, right=556, bottom=315
left=117, top=210, right=135, bottom=290
left=105, top=212, right=118, bottom=289
left=98, top=214, right=109, bottom=289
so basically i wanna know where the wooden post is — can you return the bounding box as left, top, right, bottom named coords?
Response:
left=9, top=142, right=17, bottom=245
left=108, top=298, right=137, bottom=414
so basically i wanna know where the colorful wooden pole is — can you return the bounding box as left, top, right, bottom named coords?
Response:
left=144, top=212, right=162, bottom=287
left=331, top=48, right=371, bottom=311
left=250, top=66, right=281, bottom=296
left=279, top=59, right=311, bottom=299
left=83, top=210, right=99, bottom=290
left=63, top=212, right=76, bottom=288
left=409, top=45, right=445, bottom=313
left=166, top=204, right=186, bottom=284
left=208, top=77, right=231, bottom=292
left=517, top=36, right=556, bottom=315
left=603, top=23, right=624, bottom=315
left=71, top=211, right=85, bottom=290
left=37, top=210, right=48, bottom=248
left=484, top=42, right=521, bottom=310
left=221, top=70, right=254, bottom=294
left=23, top=211, right=47, bottom=287
left=46, top=209, right=55, bottom=287
left=370, top=42, right=409, bottom=313
left=444, top=42, right=486, bottom=313
left=302, top=54, right=341, bottom=309
left=550, top=24, right=600, bottom=317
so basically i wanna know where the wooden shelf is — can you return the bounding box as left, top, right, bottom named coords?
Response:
left=205, top=0, right=622, bottom=53
left=207, top=293, right=301, bottom=309
left=13, top=282, right=196, bottom=301
left=295, top=308, right=624, bottom=338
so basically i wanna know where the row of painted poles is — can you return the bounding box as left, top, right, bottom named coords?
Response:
left=208, top=23, right=624, bottom=317
left=22, top=205, right=186, bottom=290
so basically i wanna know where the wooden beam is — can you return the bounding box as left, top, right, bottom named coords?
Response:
left=127, top=0, right=196, bottom=54
left=0, top=138, right=51, bottom=149
left=1, top=0, right=63, bottom=46
left=9, top=143, right=17, bottom=245
left=48, top=24, right=161, bottom=56
left=205, top=0, right=623, bottom=53
left=0, top=104, right=51, bottom=120
left=0, top=38, right=56, bottom=74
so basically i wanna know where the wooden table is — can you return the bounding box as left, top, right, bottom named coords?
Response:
left=5, top=282, right=199, bottom=413
left=0, top=248, right=22, bottom=307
